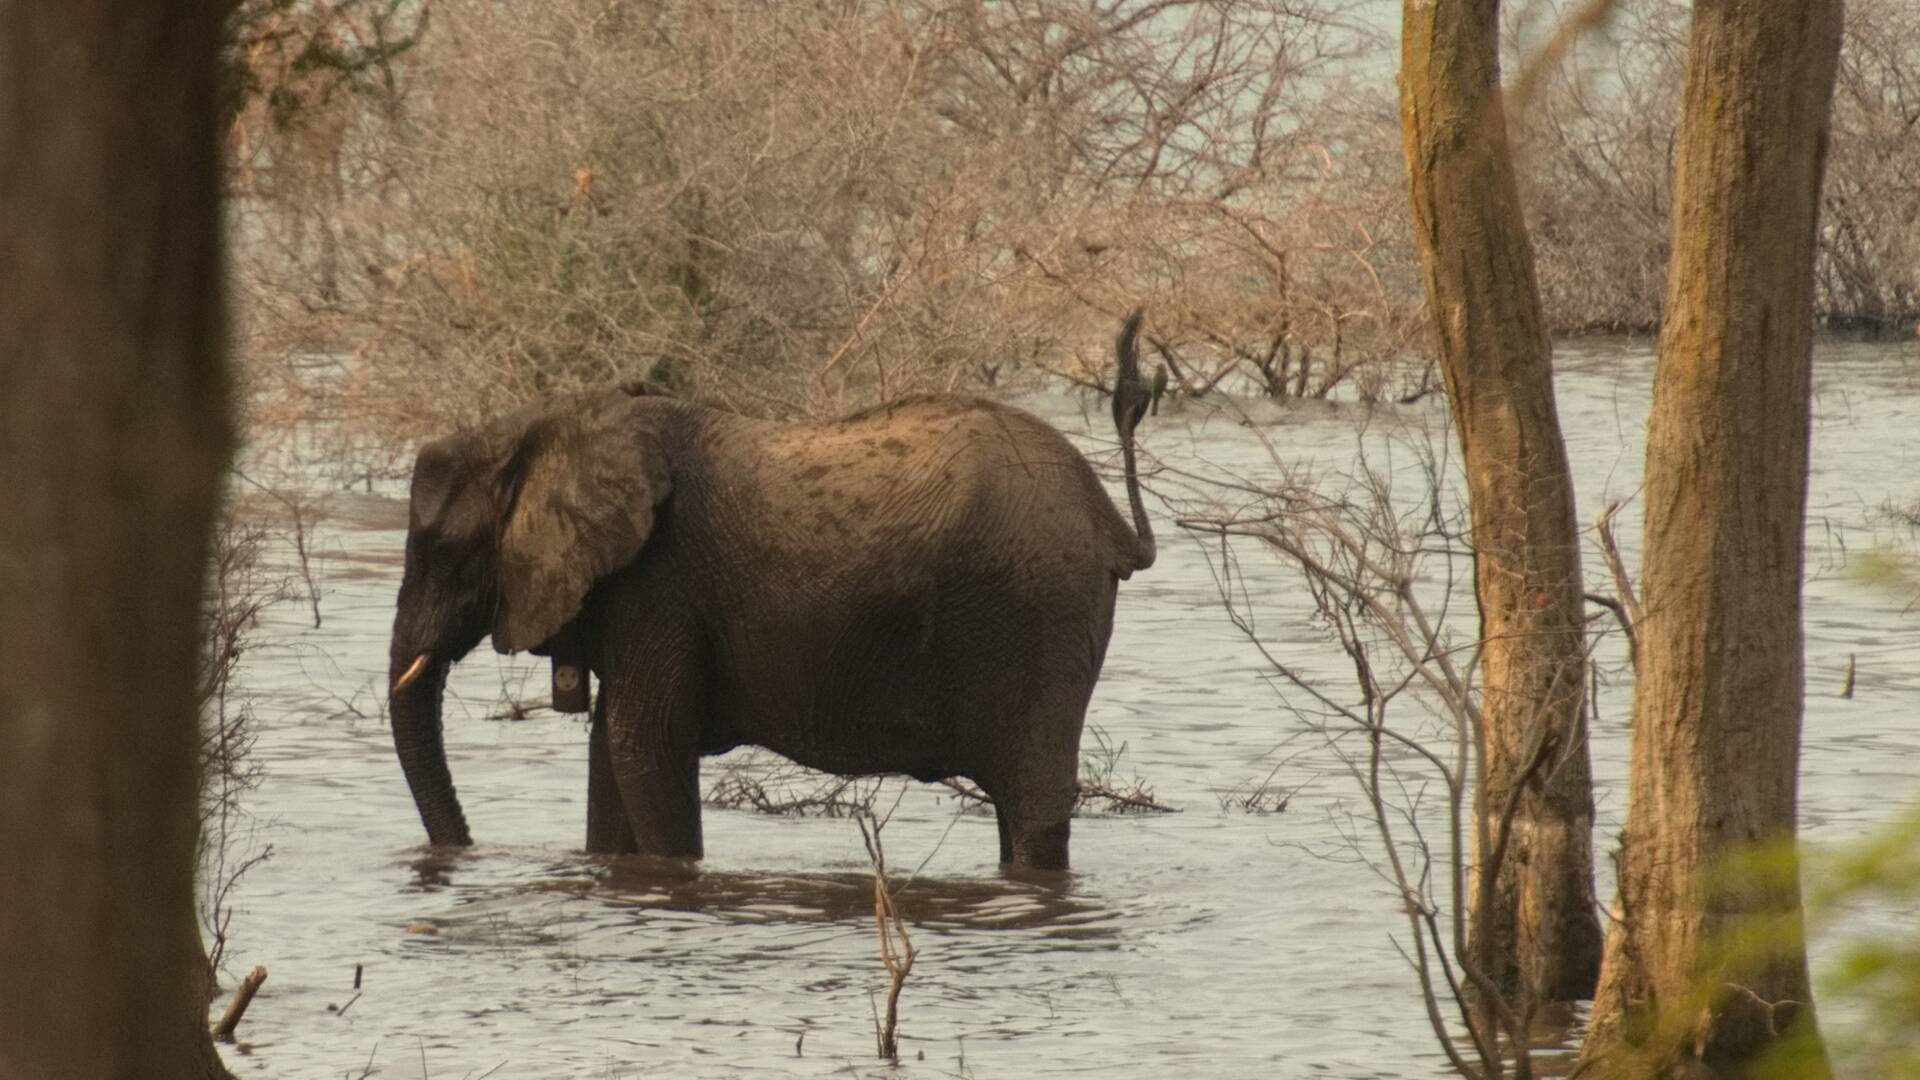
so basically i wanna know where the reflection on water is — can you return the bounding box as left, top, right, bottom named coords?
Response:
left=216, top=342, right=1920, bottom=1078
left=523, top=861, right=1118, bottom=941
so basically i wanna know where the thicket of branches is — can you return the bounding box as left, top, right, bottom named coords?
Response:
left=232, top=0, right=1434, bottom=444
left=229, top=0, right=1920, bottom=454
left=1173, top=426, right=1621, bottom=1078
left=1509, top=0, right=1920, bottom=334
left=197, top=517, right=287, bottom=983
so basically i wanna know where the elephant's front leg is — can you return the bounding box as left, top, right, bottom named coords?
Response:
left=585, top=692, right=639, bottom=854
left=599, top=644, right=707, bottom=860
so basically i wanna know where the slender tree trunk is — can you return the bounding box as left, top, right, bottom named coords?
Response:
left=1578, top=2, right=1843, bottom=1076
left=0, top=6, right=235, bottom=1080
left=1399, top=0, right=1604, bottom=1013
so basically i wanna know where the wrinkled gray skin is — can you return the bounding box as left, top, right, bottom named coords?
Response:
left=388, top=315, right=1156, bottom=870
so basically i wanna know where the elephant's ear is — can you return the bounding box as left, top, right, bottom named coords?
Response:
left=491, top=400, right=671, bottom=654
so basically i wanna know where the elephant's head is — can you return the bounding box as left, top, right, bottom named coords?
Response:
left=387, top=387, right=671, bottom=846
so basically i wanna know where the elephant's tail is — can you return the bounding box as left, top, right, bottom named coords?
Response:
left=1111, top=308, right=1157, bottom=573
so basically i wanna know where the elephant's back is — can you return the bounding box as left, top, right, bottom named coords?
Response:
left=772, top=394, right=1136, bottom=574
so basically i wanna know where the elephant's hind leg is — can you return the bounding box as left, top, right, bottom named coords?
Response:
left=980, top=683, right=1089, bottom=872
left=995, top=788, right=1074, bottom=871
left=978, top=777, right=1067, bottom=869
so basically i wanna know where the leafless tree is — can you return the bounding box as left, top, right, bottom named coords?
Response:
left=1176, top=428, right=1605, bottom=1079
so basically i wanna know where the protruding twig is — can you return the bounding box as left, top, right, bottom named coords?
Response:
left=213, top=965, right=267, bottom=1042
left=1595, top=502, right=1642, bottom=664
left=1842, top=653, right=1856, bottom=698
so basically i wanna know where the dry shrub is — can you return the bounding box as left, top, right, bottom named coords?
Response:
left=703, top=752, right=894, bottom=818
left=224, top=0, right=421, bottom=311
left=198, top=513, right=290, bottom=979
left=1505, top=0, right=1683, bottom=333
left=1818, top=0, right=1920, bottom=335
left=1074, top=724, right=1176, bottom=814
left=1508, top=0, right=1920, bottom=336
left=234, top=0, right=1432, bottom=451
left=229, top=0, right=1920, bottom=448
left=707, top=723, right=1174, bottom=821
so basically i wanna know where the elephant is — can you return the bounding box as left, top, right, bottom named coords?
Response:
left=386, top=312, right=1157, bottom=871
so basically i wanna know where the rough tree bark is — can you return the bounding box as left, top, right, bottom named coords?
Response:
left=1578, top=2, right=1844, bottom=1077
left=0, top=6, right=236, bottom=1080
left=1399, top=0, right=1603, bottom=1010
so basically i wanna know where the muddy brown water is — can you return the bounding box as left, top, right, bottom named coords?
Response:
left=217, top=342, right=1920, bottom=1078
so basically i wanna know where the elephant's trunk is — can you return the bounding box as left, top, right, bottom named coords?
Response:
left=388, top=652, right=473, bottom=847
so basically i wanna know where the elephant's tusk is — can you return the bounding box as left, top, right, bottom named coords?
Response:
left=392, top=653, right=431, bottom=693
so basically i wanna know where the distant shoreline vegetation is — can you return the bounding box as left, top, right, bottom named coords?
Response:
left=224, top=0, right=1920, bottom=433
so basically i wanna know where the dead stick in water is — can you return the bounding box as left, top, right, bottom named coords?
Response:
left=856, top=812, right=915, bottom=1061
left=213, top=966, right=267, bottom=1041
left=1842, top=654, right=1856, bottom=699
left=875, top=873, right=914, bottom=1060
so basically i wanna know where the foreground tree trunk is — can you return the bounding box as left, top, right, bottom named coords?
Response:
left=1399, top=0, right=1603, bottom=1011
left=1578, top=2, right=1844, bottom=1076
left=0, top=6, right=235, bottom=1080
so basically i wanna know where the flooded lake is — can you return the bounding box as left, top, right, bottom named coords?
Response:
left=215, top=341, right=1920, bottom=1078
